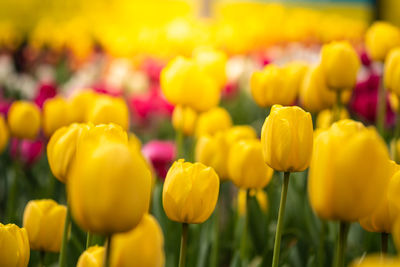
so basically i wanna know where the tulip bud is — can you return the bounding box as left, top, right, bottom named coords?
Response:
left=47, top=123, right=91, bottom=183
left=111, top=214, right=165, bottom=267
left=365, top=21, right=400, bottom=62
left=320, top=41, right=361, bottom=90
left=86, top=95, right=130, bottom=131
left=384, top=48, right=400, bottom=97
left=77, top=246, right=104, bottom=267
left=238, top=189, right=268, bottom=216
left=195, top=107, right=232, bottom=137
left=8, top=101, right=41, bottom=140
left=316, top=108, right=349, bottom=129
left=0, top=223, right=30, bottom=267
left=160, top=56, right=220, bottom=112
left=308, top=120, right=391, bottom=221
left=68, top=124, right=152, bottom=234
left=163, top=159, right=219, bottom=224
left=193, top=47, right=227, bottom=89
left=349, top=255, right=400, bottom=267
left=261, top=105, right=313, bottom=172
left=69, top=90, right=98, bottom=123
left=172, top=105, right=197, bottom=136
left=225, top=126, right=257, bottom=144
left=0, top=114, right=9, bottom=153
left=23, top=199, right=66, bottom=252
left=228, top=139, right=273, bottom=189
left=42, top=97, right=72, bottom=137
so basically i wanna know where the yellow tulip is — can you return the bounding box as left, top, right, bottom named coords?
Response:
left=23, top=199, right=66, bottom=252
left=8, top=101, right=41, bottom=140
left=69, top=90, right=98, bottom=123
left=0, top=114, right=9, bottom=153
left=308, top=120, right=391, bottom=221
left=68, top=124, right=152, bottom=234
left=111, top=214, right=165, bottom=267
left=193, top=47, right=227, bottom=89
left=42, top=97, right=72, bottom=137
left=160, top=56, right=220, bottom=112
left=238, top=189, right=268, bottom=216
left=320, top=41, right=361, bottom=90
left=47, top=123, right=91, bottom=183
left=261, top=105, right=313, bottom=172
left=316, top=108, right=349, bottom=129
left=283, top=61, right=309, bottom=94
left=384, top=48, right=400, bottom=96
left=359, top=161, right=400, bottom=233
left=393, top=219, right=400, bottom=252
left=365, top=21, right=400, bottom=61
left=86, top=95, right=130, bottom=131
left=225, top=126, right=257, bottom=144
left=172, top=105, right=198, bottom=136
left=228, top=139, right=273, bottom=189
left=195, top=107, right=232, bottom=137
left=389, top=92, right=399, bottom=113
left=0, top=223, right=30, bottom=267
left=128, top=132, right=142, bottom=151
left=76, top=246, right=104, bottom=267
left=350, top=255, right=400, bottom=267
left=163, top=159, right=219, bottom=224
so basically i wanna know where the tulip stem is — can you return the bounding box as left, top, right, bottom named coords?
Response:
left=377, top=78, right=386, bottom=135
left=104, top=235, right=112, bottom=267
left=334, top=221, right=350, bottom=267
left=272, top=171, right=290, bottom=267
left=86, top=232, right=93, bottom=249
left=333, top=91, right=342, bottom=123
left=58, top=204, right=71, bottom=267
left=393, top=112, right=400, bottom=163
left=381, top=232, right=388, bottom=255
left=176, top=129, right=184, bottom=159
left=39, top=251, right=45, bottom=267
left=179, top=223, right=189, bottom=267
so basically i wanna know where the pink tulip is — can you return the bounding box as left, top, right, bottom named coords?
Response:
left=141, top=58, right=165, bottom=83
left=10, top=138, right=44, bottom=166
left=142, top=140, right=176, bottom=180
left=34, top=83, right=57, bottom=108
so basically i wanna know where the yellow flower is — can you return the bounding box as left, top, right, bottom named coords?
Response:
left=162, top=159, right=219, bottom=224
left=195, top=107, right=232, bottom=137
left=316, top=108, right=349, bottom=129
left=350, top=255, right=400, bottom=267
left=160, top=56, right=220, bottom=112
left=8, top=101, right=41, bottom=140
left=23, top=199, right=66, bottom=252
left=86, top=95, right=130, bottom=131
left=365, top=21, right=400, bottom=62
left=384, top=48, right=400, bottom=96
left=172, top=105, right=198, bottom=136
left=111, top=214, right=165, bottom=267
left=69, top=90, right=98, bottom=123
left=237, top=189, right=268, bottom=216
left=393, top=219, right=400, bottom=252
left=128, top=132, right=142, bottom=151
left=0, top=114, right=9, bottom=153
left=359, top=161, right=400, bottom=233
left=308, top=120, right=391, bottom=221
left=225, top=126, right=257, bottom=144
left=193, top=47, right=227, bottom=89
left=228, top=139, right=273, bottom=189
left=77, top=246, right=104, bottom=267
left=320, top=41, right=361, bottom=90
left=0, top=223, right=30, bottom=267
left=42, top=97, right=72, bottom=137
left=47, top=123, right=91, bottom=183
left=283, top=61, right=309, bottom=95
left=68, top=124, right=152, bottom=234
left=261, top=105, right=313, bottom=172
left=389, top=92, right=399, bottom=112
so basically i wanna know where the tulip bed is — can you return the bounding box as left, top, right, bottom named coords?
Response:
left=2, top=1, right=400, bottom=267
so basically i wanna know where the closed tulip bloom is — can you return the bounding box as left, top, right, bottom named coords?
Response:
left=228, top=139, right=273, bottom=189
left=261, top=105, right=313, bottom=172
left=8, top=101, right=41, bottom=140
left=195, top=107, right=232, bottom=137
left=23, top=199, right=66, bottom=252
left=0, top=114, right=9, bottom=153
left=225, top=126, right=257, bottom=144
left=160, top=56, right=220, bottom=112
left=172, top=105, right=197, bottom=136
left=365, top=22, right=400, bottom=61
left=238, top=189, right=268, bottom=216
left=68, top=124, right=152, bottom=234
left=283, top=61, right=309, bottom=94
left=316, top=108, right=349, bottom=129
left=163, top=159, right=219, bottom=224
left=308, top=120, right=391, bottom=221
left=86, top=95, right=130, bottom=131
left=69, top=90, right=98, bottom=123
left=393, top=219, right=400, bottom=251
left=193, top=47, right=227, bottom=89
left=111, top=214, right=165, bottom=267
left=42, top=97, right=72, bottom=137
left=384, top=48, right=400, bottom=96
left=359, top=161, right=400, bottom=233
left=350, top=255, right=400, bottom=267
left=77, top=246, right=104, bottom=267
left=320, top=41, right=361, bottom=90
left=0, top=223, right=30, bottom=267
left=47, top=123, right=91, bottom=183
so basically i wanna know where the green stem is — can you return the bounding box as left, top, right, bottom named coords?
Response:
left=104, top=235, right=112, bottom=267
left=317, top=221, right=327, bottom=267
left=179, top=223, right=189, bottom=267
left=86, top=232, right=93, bottom=249
left=39, top=251, right=45, bottom=267
left=272, top=172, right=290, bottom=267
left=393, top=113, right=400, bottom=163
left=176, top=129, right=184, bottom=159
left=381, top=232, right=388, bottom=255
left=210, top=202, right=220, bottom=267
left=58, top=204, right=71, bottom=267
left=6, top=161, right=20, bottom=223
left=377, top=78, right=386, bottom=135
left=240, top=189, right=249, bottom=261
left=332, top=91, right=343, bottom=124
left=334, top=222, right=350, bottom=267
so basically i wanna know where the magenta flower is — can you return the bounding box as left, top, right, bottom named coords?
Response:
left=10, top=138, right=44, bottom=166
left=141, top=58, right=165, bottom=83
left=34, top=83, right=57, bottom=108
left=142, top=140, right=176, bottom=180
